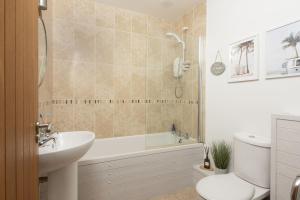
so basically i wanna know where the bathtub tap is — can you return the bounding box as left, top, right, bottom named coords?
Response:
left=184, top=133, right=190, bottom=140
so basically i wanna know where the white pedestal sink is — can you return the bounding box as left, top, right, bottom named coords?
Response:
left=39, top=131, right=95, bottom=200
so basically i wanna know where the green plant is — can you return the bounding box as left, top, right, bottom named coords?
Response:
left=211, top=141, right=232, bottom=170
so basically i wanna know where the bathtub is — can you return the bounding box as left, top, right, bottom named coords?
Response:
left=78, top=132, right=203, bottom=200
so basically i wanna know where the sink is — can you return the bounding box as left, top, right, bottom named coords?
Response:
left=39, top=131, right=95, bottom=200
left=39, top=131, right=95, bottom=176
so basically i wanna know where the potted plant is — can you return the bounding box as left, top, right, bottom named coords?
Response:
left=211, top=141, right=231, bottom=174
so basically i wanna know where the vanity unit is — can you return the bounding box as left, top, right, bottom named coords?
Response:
left=271, top=114, right=300, bottom=200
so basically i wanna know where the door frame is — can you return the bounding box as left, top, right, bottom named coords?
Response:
left=0, top=0, right=39, bottom=199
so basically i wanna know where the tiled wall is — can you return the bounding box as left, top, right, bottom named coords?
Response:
left=39, top=0, right=206, bottom=139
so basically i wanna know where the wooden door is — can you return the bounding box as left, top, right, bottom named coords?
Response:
left=0, top=0, right=39, bottom=199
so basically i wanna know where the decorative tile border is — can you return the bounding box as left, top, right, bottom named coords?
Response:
left=39, top=100, right=53, bottom=107
left=41, top=99, right=199, bottom=105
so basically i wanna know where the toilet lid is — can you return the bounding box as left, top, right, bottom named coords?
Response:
left=196, top=173, right=255, bottom=200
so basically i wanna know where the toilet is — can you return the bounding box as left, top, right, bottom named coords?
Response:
left=196, top=133, right=271, bottom=200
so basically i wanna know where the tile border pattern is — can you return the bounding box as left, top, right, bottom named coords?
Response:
left=39, top=99, right=199, bottom=107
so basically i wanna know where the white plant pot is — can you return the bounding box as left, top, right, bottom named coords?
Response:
left=215, top=167, right=228, bottom=174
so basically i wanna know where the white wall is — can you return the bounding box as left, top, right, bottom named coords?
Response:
left=206, top=0, right=300, bottom=142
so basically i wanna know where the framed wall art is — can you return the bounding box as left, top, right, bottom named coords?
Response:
left=229, top=36, right=259, bottom=83
left=266, top=20, right=300, bottom=79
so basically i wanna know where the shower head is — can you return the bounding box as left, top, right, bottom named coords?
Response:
left=166, top=32, right=185, bottom=50
left=166, top=32, right=183, bottom=43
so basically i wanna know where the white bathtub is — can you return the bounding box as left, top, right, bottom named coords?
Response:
left=78, top=132, right=203, bottom=200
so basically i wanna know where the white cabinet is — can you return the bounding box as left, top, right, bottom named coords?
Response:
left=271, top=114, right=300, bottom=200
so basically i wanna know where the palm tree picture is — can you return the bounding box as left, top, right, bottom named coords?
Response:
left=229, top=36, right=258, bottom=82
left=232, top=41, right=253, bottom=75
left=266, top=20, right=300, bottom=79
left=230, top=36, right=257, bottom=82
left=243, top=40, right=255, bottom=74
left=282, top=32, right=300, bottom=58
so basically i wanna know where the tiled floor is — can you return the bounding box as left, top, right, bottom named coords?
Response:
left=148, top=187, right=271, bottom=200
left=148, top=187, right=200, bottom=200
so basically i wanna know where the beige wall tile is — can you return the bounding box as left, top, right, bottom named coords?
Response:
left=53, top=59, right=74, bottom=99
left=132, top=33, right=147, bottom=68
left=53, top=104, right=74, bottom=132
left=132, top=13, right=147, bottom=34
left=74, top=24, right=96, bottom=62
left=162, top=86, right=175, bottom=99
left=174, top=104, right=183, bottom=132
left=161, top=104, right=176, bottom=131
left=114, top=65, right=132, bottom=99
left=95, top=104, right=114, bottom=138
left=115, top=31, right=132, bottom=65
left=182, top=104, right=193, bottom=134
left=39, top=64, right=52, bottom=102
left=115, top=9, right=132, bottom=32
left=162, top=65, right=176, bottom=90
left=186, top=36, right=199, bottom=64
left=95, top=3, right=115, bottom=28
left=160, top=19, right=174, bottom=38
left=52, top=19, right=74, bottom=60
left=114, top=104, right=132, bottom=136
left=146, top=68, right=162, bottom=99
left=74, top=104, right=95, bottom=131
left=39, top=104, right=53, bottom=123
left=131, top=68, right=146, bottom=99
left=131, top=104, right=146, bottom=135
left=73, top=62, right=96, bottom=99
left=148, top=37, right=162, bottom=67
left=162, top=39, right=177, bottom=66
left=96, top=28, right=114, bottom=64
left=183, top=81, right=194, bottom=100
left=52, top=0, right=73, bottom=20
left=95, top=63, right=114, bottom=99
left=193, top=2, right=206, bottom=37
left=182, top=12, right=194, bottom=34
left=73, top=0, right=95, bottom=25
left=146, top=104, right=162, bottom=133
left=148, top=16, right=163, bottom=38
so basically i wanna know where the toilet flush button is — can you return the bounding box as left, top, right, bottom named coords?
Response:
left=249, top=135, right=255, bottom=139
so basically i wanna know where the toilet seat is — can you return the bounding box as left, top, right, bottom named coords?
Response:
left=196, top=173, right=255, bottom=200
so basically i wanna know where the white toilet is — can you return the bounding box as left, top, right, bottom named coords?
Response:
left=196, top=133, right=271, bottom=200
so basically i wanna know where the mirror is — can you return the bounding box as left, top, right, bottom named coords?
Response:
left=38, top=16, right=47, bottom=87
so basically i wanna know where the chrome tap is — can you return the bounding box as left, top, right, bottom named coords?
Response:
left=39, top=136, right=56, bottom=146
left=36, top=121, right=56, bottom=146
left=183, top=133, right=190, bottom=140
left=178, top=138, right=183, bottom=144
left=171, top=124, right=176, bottom=135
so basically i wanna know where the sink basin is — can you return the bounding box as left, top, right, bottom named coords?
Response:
left=39, top=131, right=95, bottom=200
left=39, top=131, right=95, bottom=176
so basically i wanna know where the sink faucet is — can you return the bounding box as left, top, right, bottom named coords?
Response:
left=39, top=136, right=56, bottom=146
left=36, top=122, right=56, bottom=146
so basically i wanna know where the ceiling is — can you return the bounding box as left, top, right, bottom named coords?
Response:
left=96, top=0, right=201, bottom=21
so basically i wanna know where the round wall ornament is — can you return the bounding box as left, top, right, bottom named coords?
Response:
left=211, top=51, right=226, bottom=76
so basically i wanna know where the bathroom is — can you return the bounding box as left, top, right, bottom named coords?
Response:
left=1, top=0, right=300, bottom=200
